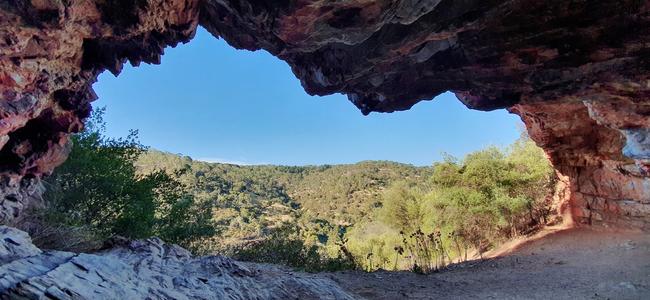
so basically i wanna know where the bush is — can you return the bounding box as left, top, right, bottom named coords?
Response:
left=40, top=108, right=214, bottom=249
left=348, top=134, right=555, bottom=272
left=230, top=225, right=356, bottom=272
left=11, top=208, right=102, bottom=253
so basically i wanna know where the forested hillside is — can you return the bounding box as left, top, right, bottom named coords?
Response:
left=27, top=110, right=556, bottom=273
left=136, top=151, right=433, bottom=251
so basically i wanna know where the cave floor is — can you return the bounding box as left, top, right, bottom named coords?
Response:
left=326, top=228, right=650, bottom=299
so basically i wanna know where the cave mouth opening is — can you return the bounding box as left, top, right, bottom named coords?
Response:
left=81, top=20, right=650, bottom=232
left=24, top=26, right=567, bottom=272
left=91, top=27, right=523, bottom=167
left=2, top=0, right=650, bottom=232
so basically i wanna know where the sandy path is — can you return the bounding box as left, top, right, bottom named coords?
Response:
left=328, top=228, right=650, bottom=299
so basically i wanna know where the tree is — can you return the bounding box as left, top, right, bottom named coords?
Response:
left=370, top=134, right=555, bottom=271
left=44, top=108, right=214, bottom=246
left=380, top=181, right=424, bottom=234
left=44, top=107, right=155, bottom=238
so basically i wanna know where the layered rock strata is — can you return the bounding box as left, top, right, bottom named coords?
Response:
left=0, top=226, right=354, bottom=299
left=0, top=1, right=649, bottom=228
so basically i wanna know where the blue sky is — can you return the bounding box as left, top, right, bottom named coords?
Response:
left=92, top=27, right=522, bottom=166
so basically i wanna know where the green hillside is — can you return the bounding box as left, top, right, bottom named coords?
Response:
left=136, top=151, right=433, bottom=250
left=36, top=110, right=555, bottom=273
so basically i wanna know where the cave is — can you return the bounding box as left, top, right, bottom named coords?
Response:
left=1, top=0, right=648, bottom=230
left=2, top=0, right=650, bottom=298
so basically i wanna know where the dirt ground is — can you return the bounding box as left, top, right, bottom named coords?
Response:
left=327, top=228, right=650, bottom=299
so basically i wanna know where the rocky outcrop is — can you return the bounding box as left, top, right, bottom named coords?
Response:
left=0, top=226, right=354, bottom=299
left=0, top=176, right=44, bottom=224
left=0, top=0, right=199, bottom=224
left=0, top=1, right=649, bottom=228
left=512, top=98, right=650, bottom=229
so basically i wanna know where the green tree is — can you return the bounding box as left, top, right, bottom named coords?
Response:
left=44, top=108, right=214, bottom=246
left=45, top=107, right=155, bottom=238
left=380, top=181, right=425, bottom=234
left=369, top=134, right=555, bottom=271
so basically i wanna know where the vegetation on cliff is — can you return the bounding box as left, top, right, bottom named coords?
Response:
left=28, top=110, right=555, bottom=272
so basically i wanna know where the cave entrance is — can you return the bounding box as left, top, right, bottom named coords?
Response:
left=45, top=28, right=557, bottom=270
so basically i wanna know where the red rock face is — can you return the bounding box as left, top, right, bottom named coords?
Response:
left=0, top=0, right=649, bottom=229
left=511, top=97, right=650, bottom=229
left=0, top=0, right=199, bottom=222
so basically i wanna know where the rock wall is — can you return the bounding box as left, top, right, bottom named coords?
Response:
left=512, top=98, right=650, bottom=230
left=0, top=0, right=200, bottom=223
left=0, top=226, right=354, bottom=299
left=1, top=1, right=649, bottom=229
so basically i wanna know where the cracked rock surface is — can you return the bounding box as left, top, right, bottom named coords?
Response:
left=0, top=226, right=354, bottom=299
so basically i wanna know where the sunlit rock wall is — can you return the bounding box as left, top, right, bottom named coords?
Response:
left=0, top=0, right=649, bottom=229
left=512, top=94, right=650, bottom=229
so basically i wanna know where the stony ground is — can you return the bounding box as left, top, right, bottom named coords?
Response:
left=3, top=226, right=649, bottom=299
left=0, top=226, right=355, bottom=300
left=328, top=228, right=650, bottom=299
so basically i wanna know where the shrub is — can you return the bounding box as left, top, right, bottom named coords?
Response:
left=10, top=208, right=102, bottom=253
left=40, top=108, right=214, bottom=249
left=230, top=225, right=356, bottom=272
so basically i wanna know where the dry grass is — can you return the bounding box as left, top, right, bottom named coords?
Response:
left=9, top=210, right=103, bottom=253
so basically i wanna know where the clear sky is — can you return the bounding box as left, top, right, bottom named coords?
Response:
left=92, top=27, right=522, bottom=166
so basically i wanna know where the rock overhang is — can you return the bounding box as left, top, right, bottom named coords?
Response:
left=0, top=0, right=649, bottom=229
left=200, top=0, right=649, bottom=113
